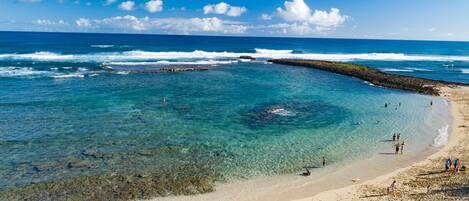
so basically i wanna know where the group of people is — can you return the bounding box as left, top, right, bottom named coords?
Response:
left=301, top=156, right=326, bottom=176
left=392, top=133, right=405, bottom=154
left=445, top=158, right=465, bottom=172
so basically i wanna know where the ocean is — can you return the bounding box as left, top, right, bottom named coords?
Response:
left=0, top=31, right=463, bottom=191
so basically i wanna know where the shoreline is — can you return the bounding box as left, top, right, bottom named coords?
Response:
left=310, top=86, right=469, bottom=200
left=151, top=86, right=466, bottom=201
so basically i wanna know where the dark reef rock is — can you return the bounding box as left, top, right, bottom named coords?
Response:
left=269, top=59, right=466, bottom=95
left=239, top=55, right=256, bottom=60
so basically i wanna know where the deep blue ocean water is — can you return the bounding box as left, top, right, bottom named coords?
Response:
left=0, top=31, right=462, bottom=188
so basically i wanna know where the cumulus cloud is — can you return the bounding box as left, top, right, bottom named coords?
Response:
left=145, top=0, right=163, bottom=13
left=74, top=15, right=247, bottom=34
left=276, top=0, right=348, bottom=33
left=203, top=2, right=246, bottom=17
left=75, top=18, right=91, bottom=27
left=119, top=1, right=135, bottom=11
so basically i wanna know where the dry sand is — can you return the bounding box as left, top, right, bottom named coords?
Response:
left=150, top=86, right=468, bottom=201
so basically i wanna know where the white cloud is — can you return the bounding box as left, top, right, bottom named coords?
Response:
left=276, top=0, right=348, bottom=34
left=119, top=1, right=135, bottom=11
left=75, top=18, right=91, bottom=27
left=105, top=0, right=117, bottom=5
left=203, top=2, right=246, bottom=17
left=145, top=0, right=163, bottom=13
left=33, top=19, right=67, bottom=25
left=75, top=15, right=247, bottom=34
left=261, top=14, right=272, bottom=20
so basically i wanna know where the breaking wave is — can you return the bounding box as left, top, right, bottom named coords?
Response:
left=2, top=50, right=469, bottom=63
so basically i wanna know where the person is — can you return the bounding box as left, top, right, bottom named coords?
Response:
left=392, top=133, right=396, bottom=141
left=397, top=133, right=400, bottom=141
left=301, top=168, right=311, bottom=176
left=387, top=180, right=397, bottom=194
left=445, top=158, right=452, bottom=171
left=385, top=103, right=388, bottom=108
left=399, top=102, right=401, bottom=107
left=430, top=101, right=433, bottom=106
left=400, top=141, right=405, bottom=154
left=322, top=156, right=326, bottom=167
left=395, top=143, right=400, bottom=154
left=454, top=158, right=460, bottom=172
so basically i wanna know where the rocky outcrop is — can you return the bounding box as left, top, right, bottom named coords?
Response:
left=269, top=59, right=466, bottom=95
left=239, top=55, right=256, bottom=60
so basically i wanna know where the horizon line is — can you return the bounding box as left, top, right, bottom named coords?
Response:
left=1, top=30, right=468, bottom=43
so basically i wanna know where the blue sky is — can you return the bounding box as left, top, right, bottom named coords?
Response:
left=1, top=0, right=468, bottom=41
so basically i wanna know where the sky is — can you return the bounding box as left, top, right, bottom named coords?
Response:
left=1, top=0, right=468, bottom=41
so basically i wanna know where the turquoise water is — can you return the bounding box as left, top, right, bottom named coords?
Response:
left=0, top=32, right=458, bottom=189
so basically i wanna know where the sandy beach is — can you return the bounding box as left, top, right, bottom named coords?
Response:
left=310, top=86, right=469, bottom=201
left=150, top=86, right=468, bottom=201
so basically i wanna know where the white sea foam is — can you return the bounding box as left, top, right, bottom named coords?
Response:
left=268, top=108, right=297, bottom=117
left=461, top=69, right=469, bottom=74
left=104, top=60, right=238, bottom=66
left=0, top=67, right=52, bottom=77
left=380, top=68, right=414, bottom=72
left=433, top=124, right=449, bottom=147
left=91, top=45, right=115, bottom=48
left=52, top=73, right=85, bottom=79
left=405, top=67, right=433, bottom=72
left=2, top=50, right=469, bottom=63
left=254, top=48, right=294, bottom=54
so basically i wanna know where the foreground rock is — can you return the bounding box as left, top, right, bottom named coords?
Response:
left=269, top=59, right=466, bottom=95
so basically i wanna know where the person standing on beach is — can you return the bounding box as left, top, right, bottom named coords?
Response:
left=395, top=143, right=400, bottom=154
left=322, top=156, right=326, bottom=167
left=454, top=158, right=460, bottom=172
left=445, top=158, right=451, bottom=171
left=392, top=133, right=396, bottom=141
left=397, top=133, right=400, bottom=141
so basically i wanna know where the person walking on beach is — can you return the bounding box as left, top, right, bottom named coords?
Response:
left=392, top=133, right=396, bottom=141
left=395, top=143, right=400, bottom=154
left=454, top=158, right=460, bottom=172
left=322, top=156, right=326, bottom=167
left=445, top=158, right=451, bottom=171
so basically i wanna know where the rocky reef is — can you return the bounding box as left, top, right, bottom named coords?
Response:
left=269, top=59, right=466, bottom=95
